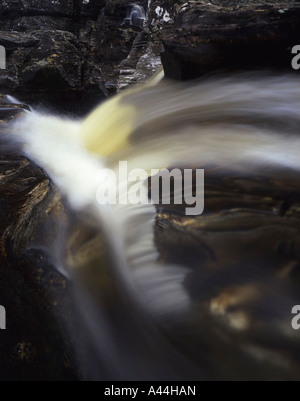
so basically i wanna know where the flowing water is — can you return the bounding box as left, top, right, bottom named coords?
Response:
left=8, top=72, right=300, bottom=380
left=125, top=5, right=146, bottom=26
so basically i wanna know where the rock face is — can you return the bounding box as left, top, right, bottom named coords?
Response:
left=162, top=3, right=300, bottom=79
left=116, top=0, right=178, bottom=91
left=0, top=0, right=178, bottom=111
left=0, top=1, right=299, bottom=113
left=0, top=0, right=74, bottom=17
left=0, top=97, right=82, bottom=380
left=0, top=0, right=153, bottom=113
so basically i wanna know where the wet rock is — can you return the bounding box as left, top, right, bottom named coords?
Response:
left=0, top=0, right=74, bottom=18
left=0, top=98, right=29, bottom=121
left=0, top=0, right=180, bottom=110
left=0, top=0, right=157, bottom=110
left=1, top=16, right=74, bottom=33
left=0, top=98, right=81, bottom=380
left=0, top=0, right=298, bottom=112
left=154, top=165, right=300, bottom=380
left=161, top=4, right=300, bottom=79
left=118, top=43, right=162, bottom=90
left=80, top=0, right=106, bottom=19
left=117, top=32, right=162, bottom=91
left=114, top=0, right=176, bottom=92
left=146, top=0, right=175, bottom=28
left=79, top=13, right=141, bottom=96
left=19, top=30, right=83, bottom=90
left=0, top=29, right=88, bottom=112
left=0, top=31, right=38, bottom=49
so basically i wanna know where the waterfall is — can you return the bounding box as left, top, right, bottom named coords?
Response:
left=9, top=72, right=300, bottom=380
left=124, top=4, right=146, bottom=27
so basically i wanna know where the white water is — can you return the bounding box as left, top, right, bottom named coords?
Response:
left=126, top=4, right=146, bottom=26
left=10, top=73, right=300, bottom=379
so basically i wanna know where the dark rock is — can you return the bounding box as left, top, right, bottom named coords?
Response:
left=154, top=164, right=300, bottom=380
left=1, top=16, right=74, bottom=33
left=1, top=1, right=297, bottom=113
left=115, top=0, right=175, bottom=91
left=162, top=4, right=300, bottom=79
left=0, top=0, right=159, bottom=111
left=146, top=0, right=175, bottom=28
left=0, top=100, right=29, bottom=120
left=0, top=31, right=39, bottom=49
left=0, top=29, right=89, bottom=112
left=19, top=30, right=83, bottom=90
left=0, top=0, right=74, bottom=18
left=104, top=0, right=147, bottom=19
left=81, top=0, right=105, bottom=19
left=0, top=0, right=22, bottom=18
left=118, top=38, right=162, bottom=90
left=0, top=98, right=81, bottom=380
left=0, top=0, right=181, bottom=110
left=78, top=14, right=141, bottom=96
